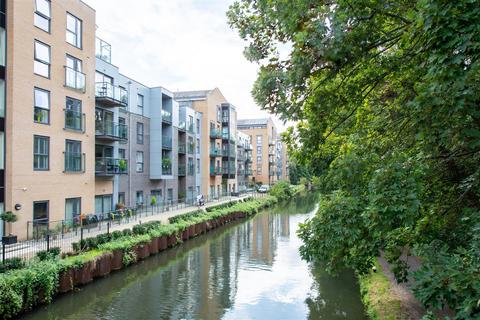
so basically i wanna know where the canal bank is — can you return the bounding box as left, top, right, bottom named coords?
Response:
left=15, top=192, right=367, bottom=319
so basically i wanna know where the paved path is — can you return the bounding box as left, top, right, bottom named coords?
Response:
left=2, top=194, right=255, bottom=261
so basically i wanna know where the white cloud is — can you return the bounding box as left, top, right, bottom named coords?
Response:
left=84, top=0, right=287, bottom=131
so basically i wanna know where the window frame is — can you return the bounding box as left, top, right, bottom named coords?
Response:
left=33, top=200, right=49, bottom=222
left=34, top=87, right=50, bottom=125
left=65, top=139, right=83, bottom=172
left=33, top=135, right=49, bottom=171
left=136, top=122, right=144, bottom=144
left=65, top=96, right=83, bottom=131
left=65, top=197, right=81, bottom=222
left=34, top=40, right=51, bottom=78
left=34, top=0, right=51, bottom=33
left=66, top=12, right=82, bottom=49
left=136, top=151, right=144, bottom=173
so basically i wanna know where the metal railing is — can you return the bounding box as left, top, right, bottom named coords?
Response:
left=178, top=165, right=186, bottom=176
left=162, top=136, right=172, bottom=149
left=95, top=157, right=128, bottom=176
left=210, top=147, right=221, bottom=157
left=210, top=166, right=222, bottom=176
left=210, top=128, right=221, bottom=139
left=65, top=66, right=86, bottom=91
left=64, top=109, right=85, bottom=132
left=178, top=143, right=186, bottom=154
left=95, top=82, right=128, bottom=106
left=162, top=164, right=172, bottom=175
left=96, top=120, right=128, bottom=140
left=222, top=149, right=236, bottom=158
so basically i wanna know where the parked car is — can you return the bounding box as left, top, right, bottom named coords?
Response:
left=258, top=185, right=270, bottom=193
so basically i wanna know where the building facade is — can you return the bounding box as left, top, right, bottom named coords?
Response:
left=237, top=118, right=287, bottom=186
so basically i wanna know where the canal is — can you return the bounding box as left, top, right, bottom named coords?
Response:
left=23, top=194, right=366, bottom=320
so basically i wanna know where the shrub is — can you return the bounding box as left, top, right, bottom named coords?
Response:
left=205, top=201, right=237, bottom=212
left=36, top=247, right=61, bottom=261
left=122, top=228, right=132, bottom=236
left=85, top=237, right=98, bottom=250
left=0, top=258, right=25, bottom=273
left=168, top=210, right=204, bottom=224
left=95, top=233, right=111, bottom=245
left=111, top=230, right=123, bottom=240
left=269, top=181, right=293, bottom=200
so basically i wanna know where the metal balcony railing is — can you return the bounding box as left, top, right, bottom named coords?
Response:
left=95, top=157, right=128, bottom=176
left=162, top=136, right=172, bottom=149
left=178, top=165, right=186, bottom=176
left=178, top=144, right=186, bottom=154
left=95, top=120, right=128, bottom=141
left=210, top=128, right=222, bottom=139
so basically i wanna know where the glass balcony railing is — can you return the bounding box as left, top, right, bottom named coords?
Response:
left=161, top=110, right=172, bottom=123
left=222, top=149, right=236, bottom=158
left=162, top=164, right=172, bottom=175
left=178, top=165, right=186, bottom=176
left=188, top=123, right=195, bottom=134
left=64, top=152, right=85, bottom=173
left=237, top=169, right=245, bottom=175
left=188, top=143, right=195, bottom=154
left=245, top=144, right=253, bottom=151
left=162, top=136, right=172, bottom=149
left=95, top=157, right=128, bottom=176
left=95, top=82, right=128, bottom=107
left=95, top=120, right=128, bottom=141
left=210, top=147, right=221, bottom=157
left=96, top=38, right=112, bottom=63
left=178, top=143, right=186, bottom=154
left=246, top=169, right=253, bottom=176
left=210, top=166, right=222, bottom=176
left=65, top=66, right=86, bottom=91
left=210, top=128, right=221, bottom=139
left=246, top=155, right=253, bottom=163
left=188, top=164, right=195, bottom=176
left=178, top=121, right=186, bottom=131
left=64, top=109, right=84, bottom=132
left=269, top=138, right=275, bottom=146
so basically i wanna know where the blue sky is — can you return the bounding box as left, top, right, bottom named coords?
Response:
left=84, top=0, right=285, bottom=130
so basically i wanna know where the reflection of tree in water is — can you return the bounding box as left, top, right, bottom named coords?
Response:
left=272, top=193, right=320, bottom=215
left=305, top=262, right=367, bottom=319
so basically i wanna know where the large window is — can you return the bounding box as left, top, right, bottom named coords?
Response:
left=137, top=94, right=144, bottom=115
left=66, top=13, right=82, bottom=48
left=136, top=151, right=144, bottom=173
left=65, top=55, right=85, bottom=90
left=118, top=192, right=125, bottom=206
left=34, top=40, right=50, bottom=78
left=136, top=122, right=144, bottom=144
left=34, top=135, right=49, bottom=170
left=65, top=198, right=81, bottom=222
left=0, top=27, right=5, bottom=67
left=136, top=191, right=144, bottom=206
left=95, top=195, right=112, bottom=214
left=33, top=201, right=49, bottom=222
left=0, top=80, right=3, bottom=119
left=65, top=140, right=82, bottom=172
left=34, top=87, right=49, bottom=124
left=34, top=0, right=51, bottom=32
left=65, top=97, right=82, bottom=131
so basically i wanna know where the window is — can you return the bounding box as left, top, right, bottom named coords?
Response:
left=65, top=198, right=81, bottom=222
left=189, top=115, right=194, bottom=130
left=136, top=151, right=144, bottom=173
left=34, top=40, right=50, bottom=78
left=66, top=13, right=82, bottom=48
left=167, top=189, right=173, bottom=204
left=188, top=158, right=194, bottom=175
left=34, top=135, right=49, bottom=170
left=256, top=135, right=263, bottom=145
left=137, top=94, right=144, bottom=115
left=65, top=55, right=85, bottom=90
left=136, top=191, right=144, bottom=206
left=65, top=97, right=82, bottom=131
left=196, top=138, right=200, bottom=154
left=118, top=117, right=127, bottom=140
left=33, top=201, right=49, bottom=222
left=118, top=192, right=125, bottom=206
left=65, top=140, right=82, bottom=172
left=95, top=71, right=113, bottom=84
left=196, top=119, right=200, bottom=133
left=136, top=122, right=144, bottom=144
left=0, top=80, right=4, bottom=118
left=118, top=148, right=126, bottom=159
left=257, top=167, right=262, bottom=174
left=0, top=27, right=6, bottom=67
left=0, top=132, right=3, bottom=170
left=34, top=88, right=50, bottom=124
left=217, top=107, right=221, bottom=122
left=197, top=159, right=200, bottom=173
left=95, top=195, right=112, bottom=214
left=34, top=0, right=51, bottom=32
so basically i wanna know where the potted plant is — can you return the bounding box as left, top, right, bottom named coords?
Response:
left=150, top=196, right=157, bottom=207
left=1, top=211, right=18, bottom=245
left=115, top=202, right=125, bottom=211
left=118, top=159, right=127, bottom=173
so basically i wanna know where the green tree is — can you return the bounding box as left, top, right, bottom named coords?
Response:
left=228, top=0, right=480, bottom=318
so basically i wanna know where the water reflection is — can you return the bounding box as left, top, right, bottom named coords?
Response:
left=24, top=194, right=365, bottom=320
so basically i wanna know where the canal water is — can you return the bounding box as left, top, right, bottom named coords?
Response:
left=23, top=194, right=366, bottom=320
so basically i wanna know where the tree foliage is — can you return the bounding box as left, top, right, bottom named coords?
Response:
left=228, top=0, right=480, bottom=318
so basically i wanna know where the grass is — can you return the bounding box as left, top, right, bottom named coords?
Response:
left=358, top=260, right=405, bottom=320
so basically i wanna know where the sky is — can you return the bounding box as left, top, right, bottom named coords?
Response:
left=83, top=0, right=286, bottom=131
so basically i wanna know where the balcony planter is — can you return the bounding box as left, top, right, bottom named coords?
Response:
left=149, top=237, right=159, bottom=254
left=58, top=268, right=75, bottom=293
left=74, top=260, right=95, bottom=286
left=111, top=250, right=124, bottom=270
left=158, top=236, right=168, bottom=251
left=93, top=253, right=113, bottom=278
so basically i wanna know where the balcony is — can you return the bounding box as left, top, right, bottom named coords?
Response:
left=222, top=167, right=236, bottom=177
left=210, top=128, right=221, bottom=139
left=162, top=110, right=172, bottom=124
left=245, top=144, right=253, bottom=151
left=162, top=164, right=172, bottom=175
left=187, top=143, right=195, bottom=154
left=269, top=157, right=275, bottom=164
left=237, top=153, right=245, bottom=161
left=269, top=149, right=275, bottom=156
left=96, top=38, right=111, bottom=63
left=96, top=121, right=128, bottom=141
left=64, top=152, right=85, bottom=173
left=246, top=169, right=253, bottom=176
left=246, top=155, right=253, bottom=163
left=162, top=136, right=172, bottom=150
left=178, top=143, right=186, bottom=154
left=95, top=157, right=128, bottom=176
left=269, top=169, right=275, bottom=176
left=64, top=109, right=84, bottom=132
left=222, top=149, right=236, bottom=158
left=64, top=66, right=86, bottom=92
left=268, top=138, right=275, bottom=146
left=210, top=147, right=221, bottom=157
left=178, top=165, right=186, bottom=177
left=95, top=82, right=128, bottom=107
left=237, top=169, right=245, bottom=175
left=188, top=123, right=195, bottom=134
left=210, top=166, right=222, bottom=176
left=178, top=121, right=186, bottom=132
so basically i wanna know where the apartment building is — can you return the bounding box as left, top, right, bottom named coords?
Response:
left=237, top=118, right=279, bottom=186
left=236, top=131, right=253, bottom=192
left=95, top=40, right=202, bottom=210
left=0, top=0, right=6, bottom=238
left=4, top=0, right=96, bottom=239
left=175, top=89, right=238, bottom=199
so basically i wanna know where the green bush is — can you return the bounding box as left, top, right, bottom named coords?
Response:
left=269, top=181, right=293, bottom=200
left=111, top=230, right=123, bottom=240
left=36, top=247, right=61, bottom=261
left=168, top=210, right=204, bottom=224
left=122, top=228, right=132, bottom=236
left=0, top=258, right=25, bottom=273
left=205, top=201, right=238, bottom=212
